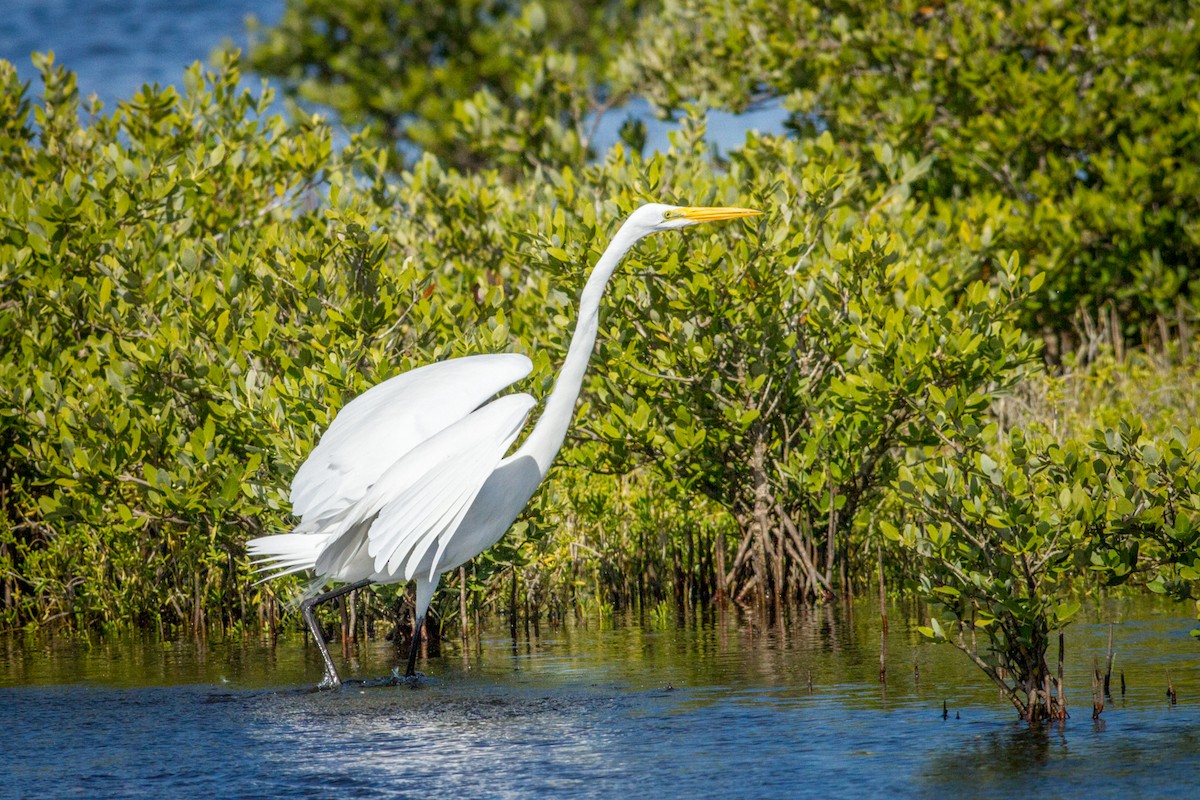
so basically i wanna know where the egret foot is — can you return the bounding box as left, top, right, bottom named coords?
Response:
left=388, top=667, right=426, bottom=687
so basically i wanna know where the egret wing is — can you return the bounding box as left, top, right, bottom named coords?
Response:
left=314, top=393, right=537, bottom=581
left=290, top=353, right=532, bottom=524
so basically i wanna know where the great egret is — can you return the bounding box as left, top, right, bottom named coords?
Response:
left=247, top=202, right=760, bottom=688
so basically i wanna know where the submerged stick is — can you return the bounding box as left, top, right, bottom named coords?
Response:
left=1103, top=623, right=1115, bottom=698
left=1054, top=632, right=1067, bottom=720
left=339, top=593, right=350, bottom=656
left=879, top=627, right=887, bottom=684
left=877, top=543, right=888, bottom=635
left=459, top=566, right=469, bottom=642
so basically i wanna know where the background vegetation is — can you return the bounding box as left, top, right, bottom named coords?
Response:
left=2, top=0, right=1198, bottom=721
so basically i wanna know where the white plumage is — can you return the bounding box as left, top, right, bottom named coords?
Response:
left=290, top=353, right=532, bottom=524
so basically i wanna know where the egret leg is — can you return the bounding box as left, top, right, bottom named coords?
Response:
left=300, top=578, right=373, bottom=689
left=404, top=613, right=426, bottom=678
left=404, top=577, right=439, bottom=679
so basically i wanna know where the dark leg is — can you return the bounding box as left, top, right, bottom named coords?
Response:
left=404, top=613, right=425, bottom=678
left=403, top=577, right=438, bottom=680
left=300, top=578, right=373, bottom=689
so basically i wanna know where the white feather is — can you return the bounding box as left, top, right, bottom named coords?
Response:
left=289, top=353, right=532, bottom=523
left=358, top=393, right=536, bottom=578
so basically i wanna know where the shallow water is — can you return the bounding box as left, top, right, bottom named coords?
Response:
left=3, top=598, right=1198, bottom=798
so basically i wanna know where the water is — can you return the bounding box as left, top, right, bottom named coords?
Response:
left=0, top=0, right=283, bottom=106
left=3, top=599, right=1198, bottom=799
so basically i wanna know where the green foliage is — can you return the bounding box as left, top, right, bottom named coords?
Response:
left=570, top=123, right=1037, bottom=606
left=246, top=0, right=1200, bottom=335
left=0, top=54, right=463, bottom=630
left=248, top=0, right=647, bottom=170
left=620, top=0, right=1200, bottom=334
left=1089, top=422, right=1200, bottom=596
left=0, top=47, right=1039, bottom=634
left=894, top=412, right=1200, bottom=720
left=896, top=425, right=1097, bottom=720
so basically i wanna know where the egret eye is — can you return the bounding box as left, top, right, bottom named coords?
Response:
left=662, top=209, right=682, bottom=221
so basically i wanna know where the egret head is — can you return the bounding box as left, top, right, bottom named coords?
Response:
left=627, top=202, right=761, bottom=235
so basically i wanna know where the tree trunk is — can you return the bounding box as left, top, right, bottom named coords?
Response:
left=714, top=529, right=727, bottom=603
left=824, top=473, right=837, bottom=593
left=725, top=524, right=755, bottom=592
left=750, top=436, right=778, bottom=611
left=779, top=504, right=832, bottom=599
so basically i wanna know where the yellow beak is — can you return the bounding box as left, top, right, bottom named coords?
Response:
left=678, top=206, right=762, bottom=222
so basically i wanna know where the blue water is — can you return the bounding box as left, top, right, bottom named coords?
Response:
left=9, top=679, right=1197, bottom=799
left=0, top=0, right=282, bottom=106
left=3, top=604, right=1199, bottom=799
left=0, top=0, right=784, bottom=155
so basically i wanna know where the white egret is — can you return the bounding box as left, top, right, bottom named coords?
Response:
left=247, top=202, right=760, bottom=688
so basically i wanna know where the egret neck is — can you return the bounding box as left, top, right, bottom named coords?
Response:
left=514, top=218, right=647, bottom=476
